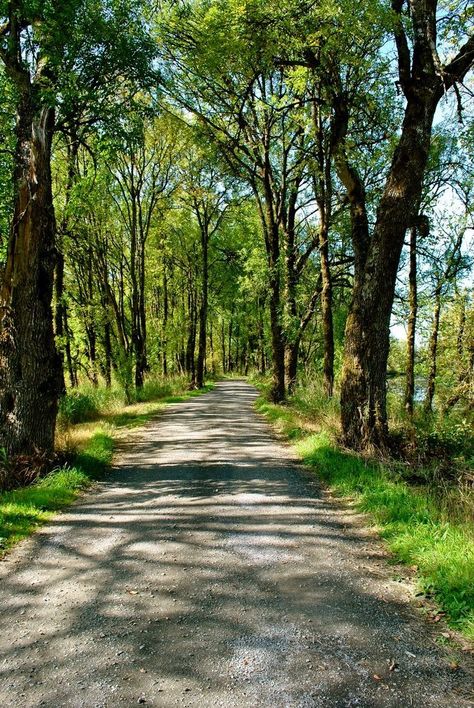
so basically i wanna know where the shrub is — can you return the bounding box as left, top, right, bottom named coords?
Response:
left=58, top=391, right=100, bottom=425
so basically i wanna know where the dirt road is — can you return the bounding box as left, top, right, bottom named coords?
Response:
left=0, top=381, right=472, bottom=707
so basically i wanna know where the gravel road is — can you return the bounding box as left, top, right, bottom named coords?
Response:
left=0, top=380, right=472, bottom=707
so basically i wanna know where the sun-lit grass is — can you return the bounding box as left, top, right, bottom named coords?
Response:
left=0, top=378, right=214, bottom=557
left=0, top=434, right=106, bottom=553
left=255, top=386, right=474, bottom=642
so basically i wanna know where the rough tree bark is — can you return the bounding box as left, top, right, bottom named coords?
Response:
left=0, top=92, right=62, bottom=455
left=337, top=1, right=473, bottom=448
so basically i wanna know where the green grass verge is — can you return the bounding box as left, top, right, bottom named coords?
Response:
left=0, top=381, right=214, bottom=557
left=255, top=396, right=474, bottom=642
left=0, top=432, right=111, bottom=555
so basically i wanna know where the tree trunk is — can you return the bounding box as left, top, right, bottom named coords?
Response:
left=404, top=225, right=417, bottom=415
left=103, top=321, right=112, bottom=388
left=221, top=320, right=226, bottom=373
left=54, top=245, right=67, bottom=396
left=0, top=101, right=62, bottom=455
left=85, top=323, right=99, bottom=387
left=424, top=285, right=442, bottom=413
left=135, top=225, right=148, bottom=389
left=64, top=310, right=77, bottom=388
left=162, top=263, right=168, bottom=377
left=326, top=0, right=474, bottom=448
left=319, top=222, right=334, bottom=398
left=257, top=298, right=266, bottom=375
left=196, top=228, right=208, bottom=389
left=227, top=316, right=233, bottom=372
left=286, top=339, right=300, bottom=394
left=186, top=291, right=197, bottom=387
left=340, top=91, right=438, bottom=448
left=55, top=134, right=79, bottom=395
left=284, top=209, right=299, bottom=394
left=312, top=98, right=334, bottom=398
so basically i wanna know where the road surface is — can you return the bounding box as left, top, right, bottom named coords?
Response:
left=0, top=381, right=472, bottom=707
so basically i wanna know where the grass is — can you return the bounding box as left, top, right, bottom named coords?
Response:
left=0, top=434, right=107, bottom=554
left=0, top=377, right=214, bottom=558
left=254, top=383, right=474, bottom=642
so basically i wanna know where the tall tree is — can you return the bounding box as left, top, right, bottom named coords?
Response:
left=0, top=0, right=155, bottom=455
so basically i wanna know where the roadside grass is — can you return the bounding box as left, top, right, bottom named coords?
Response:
left=0, top=378, right=214, bottom=557
left=254, top=385, right=474, bottom=642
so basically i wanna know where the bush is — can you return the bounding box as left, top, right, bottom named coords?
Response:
left=58, top=386, right=124, bottom=425
left=58, top=391, right=100, bottom=424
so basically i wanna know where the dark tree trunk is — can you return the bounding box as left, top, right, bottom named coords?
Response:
left=424, top=284, right=442, bottom=413
left=54, top=246, right=67, bottom=396
left=326, top=1, right=473, bottom=448
left=286, top=340, right=300, bottom=394
left=0, top=99, right=62, bottom=455
left=103, top=321, right=112, bottom=388
left=405, top=226, right=418, bottom=415
left=258, top=298, right=266, bottom=375
left=284, top=196, right=299, bottom=394
left=340, top=90, right=438, bottom=448
left=227, top=316, right=233, bottom=372
left=186, top=291, right=197, bottom=387
left=86, top=324, right=99, bottom=387
left=221, top=320, right=226, bottom=373
left=312, top=99, right=334, bottom=398
left=265, top=193, right=285, bottom=401
left=235, top=323, right=240, bottom=373
left=64, top=315, right=77, bottom=389
left=55, top=133, right=79, bottom=395
left=196, top=228, right=208, bottom=389
left=319, top=223, right=334, bottom=398
left=269, top=278, right=286, bottom=401
left=209, top=320, right=215, bottom=374
left=85, top=250, right=98, bottom=387
left=135, top=228, right=148, bottom=389
left=162, top=264, right=168, bottom=377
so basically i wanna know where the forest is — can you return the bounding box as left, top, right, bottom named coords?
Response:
left=0, top=0, right=473, bottom=637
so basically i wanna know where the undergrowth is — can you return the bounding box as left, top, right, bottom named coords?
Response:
left=254, top=377, right=474, bottom=642
left=57, top=375, right=194, bottom=426
left=0, top=377, right=213, bottom=557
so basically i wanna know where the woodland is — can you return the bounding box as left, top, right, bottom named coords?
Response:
left=0, top=0, right=473, bottom=644
left=0, top=0, right=473, bottom=576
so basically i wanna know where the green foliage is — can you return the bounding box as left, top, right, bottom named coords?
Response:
left=58, top=387, right=123, bottom=425
left=74, top=432, right=114, bottom=477
left=58, top=390, right=100, bottom=424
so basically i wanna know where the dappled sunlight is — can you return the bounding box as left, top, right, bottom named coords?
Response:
left=0, top=382, right=471, bottom=707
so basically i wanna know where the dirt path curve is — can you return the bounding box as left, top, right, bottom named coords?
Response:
left=0, top=381, right=472, bottom=707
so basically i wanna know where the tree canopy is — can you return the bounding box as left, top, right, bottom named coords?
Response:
left=0, top=0, right=472, bottom=459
